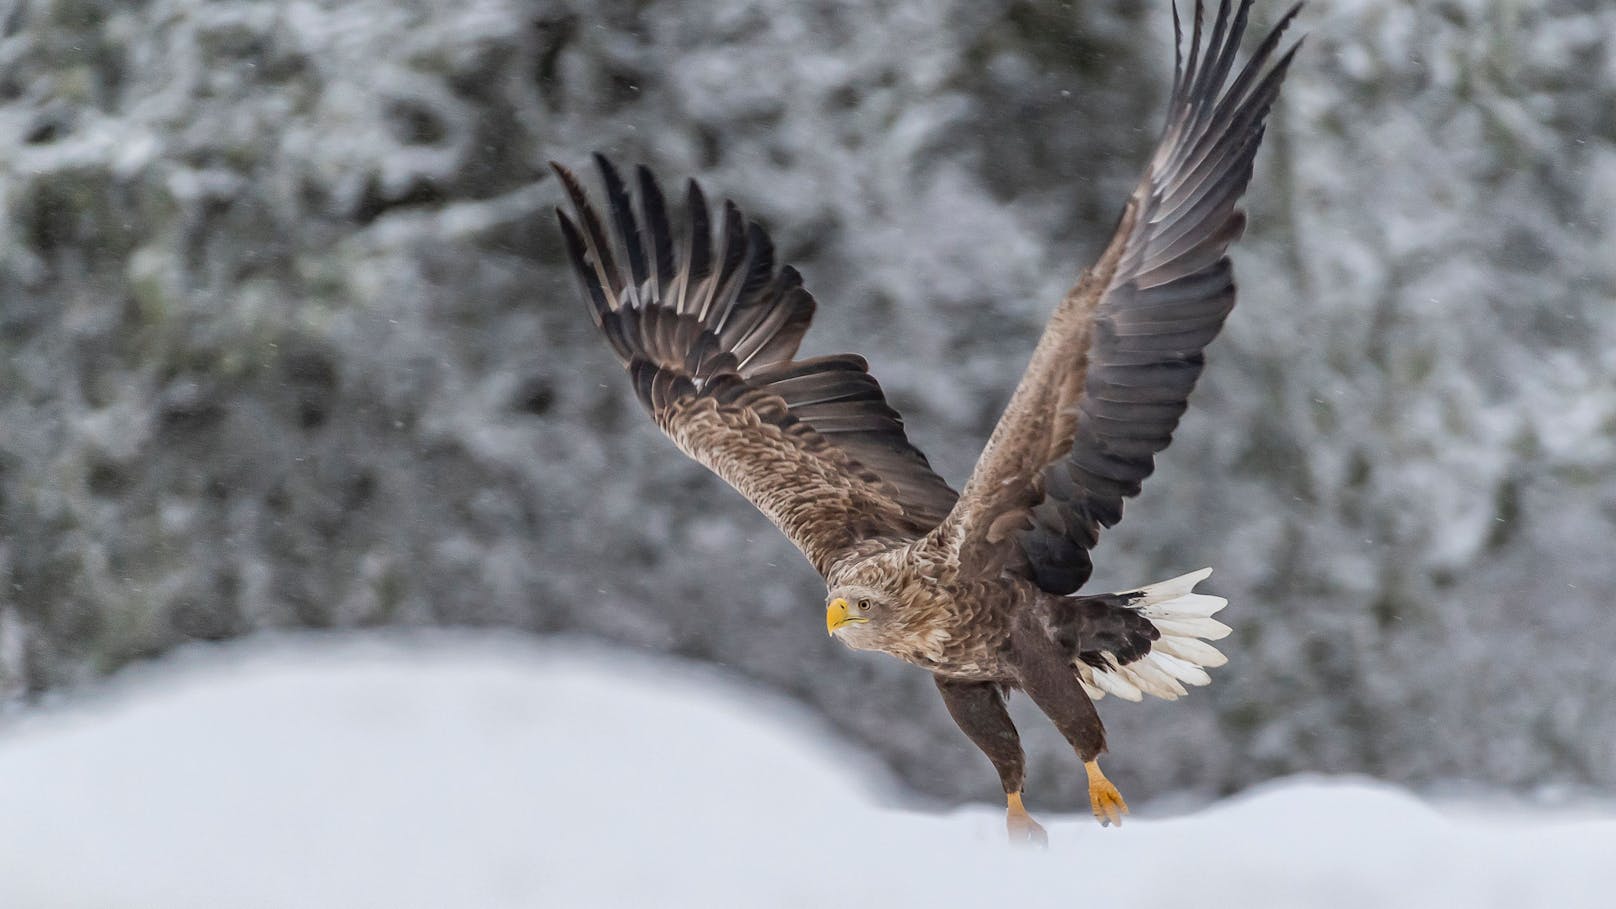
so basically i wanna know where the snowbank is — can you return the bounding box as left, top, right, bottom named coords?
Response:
left=0, top=635, right=1606, bottom=908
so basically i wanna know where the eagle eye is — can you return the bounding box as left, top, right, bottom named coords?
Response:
left=857, top=599, right=871, bottom=611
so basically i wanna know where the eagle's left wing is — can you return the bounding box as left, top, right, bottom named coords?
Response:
left=554, top=157, right=958, bottom=578
left=932, top=0, right=1302, bottom=593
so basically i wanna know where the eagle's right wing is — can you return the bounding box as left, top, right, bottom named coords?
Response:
left=554, top=157, right=958, bottom=578
left=933, top=0, right=1302, bottom=593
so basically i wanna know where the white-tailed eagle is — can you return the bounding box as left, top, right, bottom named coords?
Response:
left=553, top=0, right=1301, bottom=843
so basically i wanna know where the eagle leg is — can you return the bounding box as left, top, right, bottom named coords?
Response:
left=1008, top=604, right=1129, bottom=827
left=1085, top=759, right=1129, bottom=827
left=933, top=675, right=1047, bottom=846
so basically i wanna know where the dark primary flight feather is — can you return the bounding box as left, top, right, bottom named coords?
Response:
left=936, top=0, right=1302, bottom=594
left=553, top=156, right=958, bottom=576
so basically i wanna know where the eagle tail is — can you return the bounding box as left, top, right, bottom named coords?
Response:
left=1075, top=567, right=1230, bottom=702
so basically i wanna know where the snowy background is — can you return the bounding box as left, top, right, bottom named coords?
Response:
left=0, top=0, right=1613, bottom=821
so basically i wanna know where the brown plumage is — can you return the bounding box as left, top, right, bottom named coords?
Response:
left=553, top=0, right=1301, bottom=842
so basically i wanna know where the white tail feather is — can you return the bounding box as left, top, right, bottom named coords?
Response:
left=1141, top=593, right=1226, bottom=618
left=1090, top=662, right=1145, bottom=701
left=1153, top=636, right=1228, bottom=668
left=1150, top=616, right=1232, bottom=641
left=1149, top=651, right=1212, bottom=687
left=1073, top=567, right=1230, bottom=702
left=1125, top=657, right=1189, bottom=700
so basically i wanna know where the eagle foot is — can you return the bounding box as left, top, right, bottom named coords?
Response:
left=1005, top=791, right=1049, bottom=847
left=1084, top=760, right=1129, bottom=827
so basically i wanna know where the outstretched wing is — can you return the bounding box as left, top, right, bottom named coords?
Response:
left=554, top=156, right=958, bottom=577
left=933, top=0, right=1302, bottom=593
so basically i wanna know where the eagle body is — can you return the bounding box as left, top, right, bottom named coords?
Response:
left=553, top=0, right=1301, bottom=841
left=830, top=545, right=1185, bottom=690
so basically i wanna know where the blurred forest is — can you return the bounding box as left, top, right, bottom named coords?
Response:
left=0, top=0, right=1613, bottom=808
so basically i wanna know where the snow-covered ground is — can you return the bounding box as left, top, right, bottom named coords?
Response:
left=0, top=635, right=1607, bottom=909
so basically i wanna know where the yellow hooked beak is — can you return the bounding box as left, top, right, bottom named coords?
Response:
left=826, top=598, right=869, bottom=635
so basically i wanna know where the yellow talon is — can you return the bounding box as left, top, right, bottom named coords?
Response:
left=1005, top=791, right=1048, bottom=846
left=1084, top=760, right=1129, bottom=827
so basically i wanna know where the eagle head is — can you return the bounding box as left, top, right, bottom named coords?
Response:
left=825, top=584, right=897, bottom=650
